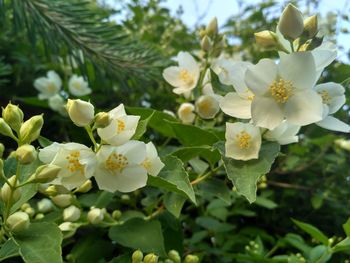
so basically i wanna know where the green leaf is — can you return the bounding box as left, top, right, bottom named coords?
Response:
left=332, top=237, right=350, bottom=253
left=254, top=196, right=278, bottom=209
left=171, top=146, right=221, bottom=167
left=343, top=217, right=350, bottom=237
left=308, top=245, right=332, bottom=263
left=147, top=155, right=196, bottom=204
left=109, top=218, right=166, bottom=256
left=38, top=136, right=53, bottom=148
left=216, top=141, right=280, bottom=203
left=0, top=239, right=19, bottom=261
left=210, top=69, right=233, bottom=95
left=283, top=233, right=312, bottom=254
left=14, top=222, right=63, bottom=263
left=164, top=192, right=186, bottom=218
left=292, top=219, right=329, bottom=246
left=196, top=178, right=231, bottom=205
left=132, top=111, right=155, bottom=140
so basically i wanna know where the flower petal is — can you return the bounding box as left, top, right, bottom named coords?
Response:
left=316, top=116, right=350, bottom=133
left=220, top=92, right=251, bottom=119
left=119, top=140, right=147, bottom=164
left=251, top=97, right=284, bottom=129
left=162, top=66, right=182, bottom=87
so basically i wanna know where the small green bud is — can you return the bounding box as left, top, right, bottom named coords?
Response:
left=1, top=175, right=21, bottom=204
left=94, top=112, right=111, bottom=128
left=0, top=143, right=5, bottom=158
left=199, top=29, right=207, bottom=38
left=278, top=4, right=304, bottom=40
left=35, top=213, right=44, bottom=220
left=19, top=115, right=44, bottom=144
left=0, top=118, right=16, bottom=139
left=21, top=203, right=31, bottom=211
left=2, top=103, right=24, bottom=132
left=51, top=194, right=72, bottom=207
left=254, top=30, right=279, bottom=49
left=132, top=250, right=144, bottom=263
left=44, top=185, right=58, bottom=196
left=200, top=35, right=211, bottom=52
left=16, top=144, right=37, bottom=165
left=165, top=260, right=174, bottom=263
left=63, top=205, right=81, bottom=222
left=7, top=211, right=30, bottom=232
left=144, top=253, right=158, bottom=263
left=75, top=179, right=92, bottom=193
left=168, top=250, right=181, bottom=263
left=206, top=17, right=218, bottom=36
left=303, top=15, right=318, bottom=38
left=58, top=222, right=77, bottom=238
left=24, top=207, right=35, bottom=217
left=37, top=198, right=53, bottom=213
left=112, top=210, right=122, bottom=220
left=0, top=159, right=4, bottom=177
left=30, top=164, right=61, bottom=183
left=87, top=207, right=104, bottom=224
left=184, top=255, right=199, bottom=263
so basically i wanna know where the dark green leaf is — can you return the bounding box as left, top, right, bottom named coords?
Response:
left=164, top=192, right=186, bottom=218
left=132, top=111, right=155, bottom=140
left=0, top=239, right=19, bottom=261
left=292, top=219, right=329, bottom=246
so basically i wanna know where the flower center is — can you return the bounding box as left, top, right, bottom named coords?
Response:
left=66, top=151, right=84, bottom=174
left=236, top=131, right=251, bottom=149
left=72, top=81, right=82, bottom=90
left=269, top=79, right=294, bottom=103
left=47, top=82, right=57, bottom=93
left=318, top=90, right=331, bottom=105
left=116, top=119, right=126, bottom=133
left=179, top=69, right=194, bottom=86
left=142, top=158, right=152, bottom=170
left=105, top=153, right=128, bottom=172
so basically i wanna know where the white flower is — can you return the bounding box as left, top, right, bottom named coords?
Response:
left=225, top=122, right=261, bottom=161
left=177, top=103, right=195, bottom=124
left=97, top=104, right=139, bottom=146
left=68, top=75, right=92, bottom=97
left=264, top=121, right=300, bottom=145
left=195, top=95, right=220, bottom=119
left=94, top=141, right=147, bottom=193
left=66, top=99, right=95, bottom=127
left=34, top=71, right=62, bottom=100
left=312, top=42, right=337, bottom=82
left=314, top=82, right=350, bottom=132
left=219, top=61, right=254, bottom=119
left=245, top=52, right=323, bottom=129
left=142, top=142, right=164, bottom=176
left=39, top=142, right=96, bottom=190
left=48, top=94, right=67, bottom=116
left=211, top=57, right=237, bottom=85
left=163, top=51, right=200, bottom=95
left=63, top=205, right=81, bottom=222
left=277, top=4, right=304, bottom=40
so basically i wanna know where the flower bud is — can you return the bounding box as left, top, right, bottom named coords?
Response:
left=195, top=95, right=220, bottom=119
left=35, top=213, right=44, bottom=220
left=87, top=207, right=104, bottom=224
left=7, top=211, right=30, bottom=232
left=178, top=103, right=196, bottom=124
left=201, top=35, right=212, bottom=52
left=1, top=175, right=21, bottom=204
left=63, top=205, right=81, bottom=222
left=19, top=115, right=44, bottom=144
left=75, top=179, right=92, bottom=193
left=0, top=159, right=4, bottom=177
left=94, top=112, right=111, bottom=128
left=16, top=145, right=37, bottom=165
left=184, top=255, right=199, bottom=263
left=24, top=207, right=35, bottom=217
left=0, top=143, right=4, bottom=158
left=58, top=222, right=77, bottom=238
left=144, top=253, right=158, bottom=263
left=21, top=203, right=31, bottom=211
left=2, top=103, right=24, bottom=132
left=278, top=4, right=304, bottom=39
left=0, top=118, right=16, bottom=139
left=206, top=17, right=218, bottom=36
left=37, top=198, right=53, bottom=213
left=132, top=250, right=144, bottom=263
left=254, top=30, right=279, bottom=49
left=31, top=164, right=61, bottom=183
left=66, top=99, right=94, bottom=127
left=51, top=194, right=72, bottom=207
left=112, top=210, right=122, bottom=220
left=44, top=185, right=58, bottom=196
left=303, top=15, right=318, bottom=38
left=168, top=250, right=181, bottom=263
left=335, top=139, right=350, bottom=151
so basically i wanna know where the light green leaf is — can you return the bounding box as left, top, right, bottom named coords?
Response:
left=0, top=238, right=19, bottom=261
left=109, top=218, right=166, bottom=256
left=308, top=245, right=332, bottom=263
left=343, top=217, right=350, bottom=237
left=283, top=233, right=312, bottom=254
left=216, top=141, right=280, bottom=203
left=292, top=219, right=329, bottom=246
left=132, top=111, right=155, bottom=140
left=164, top=192, right=186, bottom=218
left=147, top=155, right=196, bottom=204
left=196, top=178, right=231, bottom=205
left=14, top=222, right=63, bottom=263
left=332, top=237, right=350, bottom=253
left=254, top=196, right=278, bottom=209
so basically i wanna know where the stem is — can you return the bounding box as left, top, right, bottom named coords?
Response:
left=145, top=204, right=164, bottom=220
left=190, top=164, right=222, bottom=185
left=4, top=162, right=21, bottom=221
left=196, top=58, right=210, bottom=94
left=84, top=126, right=98, bottom=152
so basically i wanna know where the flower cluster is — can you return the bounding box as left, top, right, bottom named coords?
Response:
left=162, top=5, right=349, bottom=161
left=38, top=100, right=164, bottom=193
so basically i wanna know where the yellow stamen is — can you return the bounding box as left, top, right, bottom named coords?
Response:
left=105, top=153, right=128, bottom=172
left=66, top=151, right=84, bottom=174
left=117, top=119, right=126, bottom=133
left=179, top=69, right=194, bottom=86
left=236, top=131, right=251, bottom=149
left=269, top=79, right=293, bottom=103
left=318, top=90, right=331, bottom=105
left=142, top=158, right=151, bottom=170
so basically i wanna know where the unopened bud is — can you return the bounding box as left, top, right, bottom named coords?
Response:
left=94, top=112, right=111, bottom=128
left=1, top=175, right=21, bottom=204
left=51, top=194, right=72, bottom=207
left=19, top=115, right=44, bottom=144
left=168, top=250, right=181, bottom=263
left=254, top=30, right=279, bottom=48
left=30, top=164, right=61, bottom=183
left=75, top=179, right=92, bottom=193
left=66, top=99, right=94, bottom=127
left=144, top=253, right=158, bottom=263
left=195, top=95, right=220, bottom=119
left=24, top=207, right=35, bottom=217
left=63, top=205, right=81, bottom=222
left=59, top=222, right=77, bottom=238
left=278, top=4, right=304, bottom=39
left=87, top=207, right=104, bottom=224
left=178, top=103, right=196, bottom=124
left=0, top=143, right=4, bottom=158
left=2, top=103, right=23, bottom=132
left=44, top=185, right=58, bottom=196
left=201, top=36, right=212, bottom=52
left=303, top=15, right=318, bottom=38
left=16, top=145, right=37, bottom=165
left=199, top=29, right=207, bottom=38
left=35, top=213, right=44, bottom=220
left=132, top=250, right=144, bottom=263
left=112, top=210, right=122, bottom=220
left=206, top=17, right=218, bottom=36
left=37, top=198, right=53, bottom=213
left=0, top=118, right=15, bottom=139
left=184, top=255, right=199, bottom=263
left=335, top=139, right=350, bottom=151
left=7, top=211, right=30, bottom=232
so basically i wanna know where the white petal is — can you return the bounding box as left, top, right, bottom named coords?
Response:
left=312, top=46, right=337, bottom=71
left=38, top=142, right=61, bottom=163
left=220, top=92, right=251, bottom=119
left=119, top=140, right=147, bottom=164
left=177, top=51, right=198, bottom=73
left=245, top=59, right=277, bottom=95
left=47, top=71, right=62, bottom=89
left=316, top=116, right=350, bottom=133
left=278, top=52, right=316, bottom=90
left=251, top=97, right=284, bottom=129
left=145, top=142, right=158, bottom=159
left=163, top=66, right=182, bottom=87
left=109, top=104, right=126, bottom=119
left=278, top=136, right=299, bottom=145
left=284, top=90, right=323, bottom=125
left=147, top=157, right=164, bottom=176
